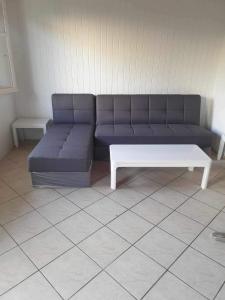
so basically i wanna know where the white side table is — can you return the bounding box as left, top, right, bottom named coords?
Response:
left=12, top=118, right=49, bottom=147
left=217, top=134, right=225, bottom=160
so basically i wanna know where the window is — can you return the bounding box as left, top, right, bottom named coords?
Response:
left=0, top=0, right=16, bottom=94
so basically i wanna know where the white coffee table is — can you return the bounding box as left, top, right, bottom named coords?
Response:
left=110, top=144, right=212, bottom=190
left=12, top=118, right=49, bottom=147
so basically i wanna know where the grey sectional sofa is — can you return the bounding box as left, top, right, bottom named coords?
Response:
left=28, top=94, right=95, bottom=187
left=28, top=93, right=212, bottom=187
left=95, top=94, right=212, bottom=159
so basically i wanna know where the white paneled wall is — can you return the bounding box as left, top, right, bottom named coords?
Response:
left=0, top=94, right=15, bottom=158
left=6, top=0, right=225, bottom=125
left=212, top=38, right=225, bottom=136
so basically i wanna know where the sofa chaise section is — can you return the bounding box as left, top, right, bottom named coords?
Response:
left=95, top=95, right=212, bottom=160
left=28, top=94, right=95, bottom=187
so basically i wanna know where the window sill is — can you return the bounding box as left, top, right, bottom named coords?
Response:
left=0, top=87, right=18, bottom=95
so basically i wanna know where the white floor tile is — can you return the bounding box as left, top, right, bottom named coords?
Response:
left=106, top=247, right=165, bottom=299
left=143, top=272, right=206, bottom=300
left=159, top=211, right=204, bottom=244
left=131, top=197, right=172, bottom=224
left=4, top=211, right=51, bottom=244
left=177, top=198, right=218, bottom=226
left=170, top=247, right=225, bottom=299
left=215, top=284, right=225, bottom=300
left=192, top=228, right=225, bottom=267
left=136, top=227, right=186, bottom=268
left=92, top=176, right=113, bottom=195
left=23, top=189, right=61, bottom=208
left=127, top=176, right=161, bottom=196
left=109, top=186, right=146, bottom=208
left=0, top=197, right=33, bottom=225
left=0, top=227, right=16, bottom=255
left=181, top=169, right=203, bottom=185
left=209, top=182, right=225, bottom=195
left=0, top=159, right=18, bottom=176
left=21, top=227, right=73, bottom=268
left=2, top=168, right=29, bottom=184
left=193, top=189, right=225, bottom=210
left=85, top=197, right=126, bottom=224
left=1, top=272, right=61, bottom=300
left=1, top=147, right=225, bottom=300
left=151, top=187, right=188, bottom=209
left=0, top=247, right=36, bottom=295
left=162, top=167, right=186, bottom=177
left=116, top=168, right=145, bottom=184
left=55, top=187, right=78, bottom=196
left=0, top=182, right=17, bottom=204
left=144, top=169, right=178, bottom=185
left=8, top=177, right=34, bottom=195
left=37, top=197, right=80, bottom=224
left=108, top=210, right=153, bottom=243
left=79, top=227, right=129, bottom=267
left=209, top=211, right=225, bottom=232
left=168, top=178, right=200, bottom=196
left=42, top=247, right=100, bottom=299
left=56, top=211, right=102, bottom=244
left=71, top=272, right=134, bottom=300
left=66, top=188, right=104, bottom=208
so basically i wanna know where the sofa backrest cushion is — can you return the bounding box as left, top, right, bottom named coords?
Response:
left=96, top=95, right=201, bottom=125
left=52, top=94, right=95, bottom=124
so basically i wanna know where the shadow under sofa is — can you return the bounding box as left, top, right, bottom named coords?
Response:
left=28, top=93, right=212, bottom=187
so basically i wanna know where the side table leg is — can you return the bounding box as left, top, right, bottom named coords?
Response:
left=12, top=127, right=19, bottom=148
left=43, top=126, right=47, bottom=135
left=111, top=162, right=117, bottom=190
left=217, top=137, right=225, bottom=160
left=201, top=166, right=210, bottom=189
left=188, top=167, right=194, bottom=172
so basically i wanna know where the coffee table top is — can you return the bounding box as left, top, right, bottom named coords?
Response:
left=110, top=144, right=211, bottom=166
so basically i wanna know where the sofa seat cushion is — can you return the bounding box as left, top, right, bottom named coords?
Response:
left=28, top=124, right=93, bottom=172
left=95, top=124, right=212, bottom=147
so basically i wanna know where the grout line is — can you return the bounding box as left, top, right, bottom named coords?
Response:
left=0, top=271, right=41, bottom=298
left=213, top=281, right=225, bottom=300
left=1, top=155, right=225, bottom=299
left=0, top=225, right=64, bottom=300
left=106, top=172, right=225, bottom=299
left=54, top=170, right=210, bottom=299
left=164, top=271, right=210, bottom=300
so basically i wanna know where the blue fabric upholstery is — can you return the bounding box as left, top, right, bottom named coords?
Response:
left=29, top=124, right=93, bottom=172
left=96, top=95, right=201, bottom=125
left=95, top=94, right=212, bottom=159
left=28, top=94, right=95, bottom=173
left=95, top=124, right=211, bottom=147
left=52, top=94, right=95, bottom=124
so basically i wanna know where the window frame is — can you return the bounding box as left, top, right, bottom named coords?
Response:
left=0, top=0, right=17, bottom=95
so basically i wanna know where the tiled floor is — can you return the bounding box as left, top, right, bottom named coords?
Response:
left=0, top=144, right=225, bottom=299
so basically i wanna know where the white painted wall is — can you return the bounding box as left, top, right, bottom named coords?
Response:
left=0, top=94, right=15, bottom=158
left=6, top=0, right=225, bottom=127
left=212, top=39, right=225, bottom=136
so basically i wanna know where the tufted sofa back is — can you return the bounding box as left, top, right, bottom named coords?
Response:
left=96, top=95, right=201, bottom=125
left=52, top=94, right=95, bottom=124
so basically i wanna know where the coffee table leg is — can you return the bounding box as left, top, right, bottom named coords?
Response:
left=201, top=166, right=210, bottom=189
left=217, top=137, right=225, bottom=160
left=111, top=162, right=117, bottom=190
